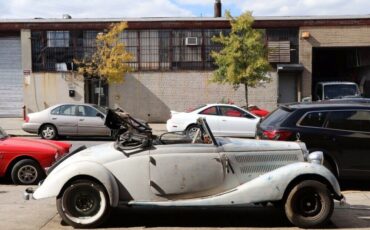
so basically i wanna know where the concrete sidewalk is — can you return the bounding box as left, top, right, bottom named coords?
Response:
left=0, top=118, right=167, bottom=137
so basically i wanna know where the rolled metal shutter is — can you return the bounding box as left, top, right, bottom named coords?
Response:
left=0, top=37, right=23, bottom=117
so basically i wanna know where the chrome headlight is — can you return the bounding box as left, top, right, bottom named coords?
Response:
left=308, top=151, right=324, bottom=165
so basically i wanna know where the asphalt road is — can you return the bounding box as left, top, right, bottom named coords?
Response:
left=2, top=137, right=370, bottom=229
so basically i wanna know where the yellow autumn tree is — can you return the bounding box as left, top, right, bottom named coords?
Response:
left=76, top=22, right=133, bottom=84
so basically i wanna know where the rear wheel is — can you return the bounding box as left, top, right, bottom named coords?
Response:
left=186, top=125, right=200, bottom=139
left=11, top=159, right=44, bottom=185
left=56, top=180, right=111, bottom=228
left=40, top=124, right=58, bottom=140
left=284, top=180, right=334, bottom=228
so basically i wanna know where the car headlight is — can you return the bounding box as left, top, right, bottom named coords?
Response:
left=308, top=151, right=324, bottom=165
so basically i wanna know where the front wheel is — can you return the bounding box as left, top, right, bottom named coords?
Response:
left=56, top=180, right=111, bottom=228
left=284, top=180, right=334, bottom=228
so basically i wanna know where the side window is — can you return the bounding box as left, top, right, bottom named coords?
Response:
left=84, top=106, right=99, bottom=117
left=50, top=106, right=60, bottom=115
left=300, top=111, right=328, bottom=127
left=76, top=106, right=86, bottom=116
left=199, top=106, right=218, bottom=115
left=327, top=110, right=370, bottom=132
left=219, top=107, right=244, bottom=117
left=59, top=105, right=76, bottom=116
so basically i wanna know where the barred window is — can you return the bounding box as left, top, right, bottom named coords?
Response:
left=47, top=31, right=70, bottom=47
left=32, top=28, right=231, bottom=72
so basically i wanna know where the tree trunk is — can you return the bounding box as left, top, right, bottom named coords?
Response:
left=244, top=83, right=249, bottom=107
left=97, top=77, right=102, bottom=106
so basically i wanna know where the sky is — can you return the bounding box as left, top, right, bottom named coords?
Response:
left=0, top=0, right=370, bottom=19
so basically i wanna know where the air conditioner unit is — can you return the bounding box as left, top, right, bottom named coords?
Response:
left=185, top=37, right=199, bottom=46
left=55, top=63, right=68, bottom=72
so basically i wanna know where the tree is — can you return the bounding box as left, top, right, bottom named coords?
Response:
left=76, top=22, right=133, bottom=105
left=211, top=11, right=271, bottom=106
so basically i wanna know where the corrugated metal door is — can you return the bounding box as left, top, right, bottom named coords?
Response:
left=0, top=37, right=23, bottom=117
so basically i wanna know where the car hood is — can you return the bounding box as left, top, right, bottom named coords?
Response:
left=3, top=137, right=71, bottom=154
left=218, top=137, right=304, bottom=152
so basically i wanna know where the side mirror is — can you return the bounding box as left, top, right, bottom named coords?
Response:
left=96, top=113, right=104, bottom=119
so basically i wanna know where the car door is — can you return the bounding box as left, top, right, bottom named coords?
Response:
left=324, top=110, right=370, bottom=179
left=50, top=105, right=78, bottom=135
left=197, top=106, right=221, bottom=135
left=149, top=144, right=225, bottom=197
left=217, top=106, right=259, bottom=137
left=76, top=105, right=110, bottom=136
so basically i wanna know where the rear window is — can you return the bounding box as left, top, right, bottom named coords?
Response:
left=326, top=110, right=370, bottom=132
left=187, top=104, right=207, bottom=112
left=299, top=111, right=328, bottom=127
left=200, top=106, right=218, bottom=115
left=261, top=108, right=292, bottom=127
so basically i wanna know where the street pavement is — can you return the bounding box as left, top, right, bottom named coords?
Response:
left=1, top=119, right=370, bottom=229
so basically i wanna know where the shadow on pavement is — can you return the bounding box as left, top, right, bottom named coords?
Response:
left=341, top=180, right=370, bottom=191
left=71, top=206, right=335, bottom=229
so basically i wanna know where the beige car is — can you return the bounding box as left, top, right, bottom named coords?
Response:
left=22, top=103, right=111, bottom=139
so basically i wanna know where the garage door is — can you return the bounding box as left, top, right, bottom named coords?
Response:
left=0, top=37, right=23, bottom=117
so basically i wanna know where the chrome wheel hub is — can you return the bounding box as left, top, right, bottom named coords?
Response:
left=42, top=127, right=55, bottom=139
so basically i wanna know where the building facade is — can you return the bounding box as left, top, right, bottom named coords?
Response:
left=0, top=15, right=370, bottom=121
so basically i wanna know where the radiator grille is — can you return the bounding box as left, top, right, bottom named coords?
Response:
left=235, top=153, right=298, bottom=163
left=240, top=164, right=286, bottom=174
left=232, top=151, right=301, bottom=175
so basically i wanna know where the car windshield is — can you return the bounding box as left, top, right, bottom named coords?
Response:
left=92, top=105, right=107, bottom=115
left=324, top=84, right=360, bottom=99
left=0, top=127, right=9, bottom=139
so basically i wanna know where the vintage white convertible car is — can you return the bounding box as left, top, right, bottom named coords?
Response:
left=24, top=109, right=344, bottom=228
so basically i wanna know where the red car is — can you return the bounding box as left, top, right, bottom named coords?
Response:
left=0, top=128, right=71, bottom=185
left=246, top=105, right=269, bottom=118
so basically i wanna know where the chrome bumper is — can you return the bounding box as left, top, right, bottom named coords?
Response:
left=23, top=187, right=35, bottom=200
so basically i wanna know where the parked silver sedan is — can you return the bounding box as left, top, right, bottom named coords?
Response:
left=22, top=103, right=111, bottom=139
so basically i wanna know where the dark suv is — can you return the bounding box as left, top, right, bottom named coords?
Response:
left=257, top=101, right=370, bottom=180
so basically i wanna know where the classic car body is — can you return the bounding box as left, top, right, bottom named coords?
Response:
left=25, top=109, right=344, bottom=228
left=0, top=127, right=71, bottom=185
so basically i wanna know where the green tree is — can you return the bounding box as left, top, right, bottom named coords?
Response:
left=211, top=11, right=271, bottom=106
left=76, top=22, right=133, bottom=105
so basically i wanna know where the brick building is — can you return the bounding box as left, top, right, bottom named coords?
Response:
left=1, top=13, right=370, bottom=121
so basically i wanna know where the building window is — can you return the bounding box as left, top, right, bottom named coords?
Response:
left=266, top=28, right=299, bottom=64
left=31, top=28, right=231, bottom=72
left=47, top=31, right=70, bottom=47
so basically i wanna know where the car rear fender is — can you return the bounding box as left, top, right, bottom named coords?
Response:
left=33, top=161, right=119, bottom=207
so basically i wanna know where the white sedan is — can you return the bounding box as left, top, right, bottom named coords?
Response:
left=166, top=104, right=260, bottom=138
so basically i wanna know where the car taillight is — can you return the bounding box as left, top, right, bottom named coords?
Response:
left=262, top=130, right=293, bottom=141
left=25, top=116, right=30, bottom=123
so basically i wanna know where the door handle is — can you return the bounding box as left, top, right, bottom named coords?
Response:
left=51, top=117, right=57, bottom=120
left=222, top=119, right=226, bottom=122
left=79, top=119, right=84, bottom=121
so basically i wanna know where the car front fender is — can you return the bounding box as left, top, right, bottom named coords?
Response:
left=33, top=161, right=119, bottom=207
